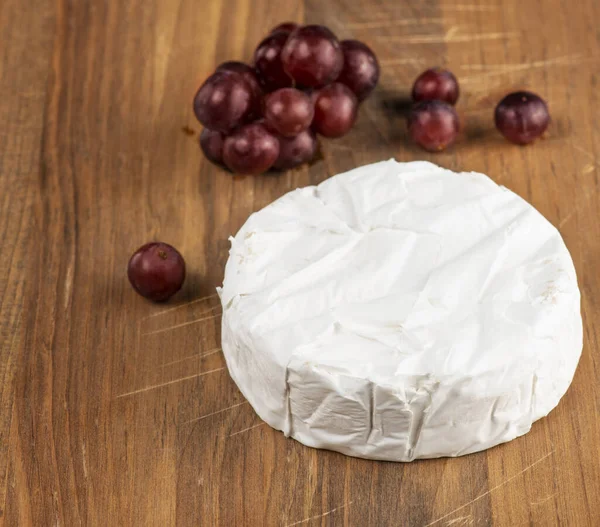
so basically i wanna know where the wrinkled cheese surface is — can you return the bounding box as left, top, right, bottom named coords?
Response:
left=219, top=160, right=582, bottom=461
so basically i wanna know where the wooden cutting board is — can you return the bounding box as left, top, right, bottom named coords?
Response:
left=1, top=0, right=598, bottom=525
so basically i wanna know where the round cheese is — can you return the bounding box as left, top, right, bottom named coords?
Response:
left=219, top=160, right=582, bottom=461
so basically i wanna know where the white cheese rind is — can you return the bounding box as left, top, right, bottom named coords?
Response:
left=219, top=160, right=582, bottom=461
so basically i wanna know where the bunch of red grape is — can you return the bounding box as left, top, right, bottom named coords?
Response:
left=194, top=22, right=380, bottom=175
left=407, top=67, right=550, bottom=152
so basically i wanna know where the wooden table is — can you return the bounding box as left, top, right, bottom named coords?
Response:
left=1, top=0, right=599, bottom=525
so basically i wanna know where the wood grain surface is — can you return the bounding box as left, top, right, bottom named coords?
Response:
left=1, top=0, right=599, bottom=525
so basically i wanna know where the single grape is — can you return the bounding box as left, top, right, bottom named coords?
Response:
left=274, top=129, right=318, bottom=169
left=281, top=25, right=343, bottom=87
left=270, top=22, right=299, bottom=35
left=193, top=70, right=254, bottom=132
left=128, top=242, right=186, bottom=302
left=254, top=32, right=293, bottom=92
left=336, top=40, right=380, bottom=101
left=312, top=83, right=358, bottom=138
left=223, top=122, right=280, bottom=174
left=216, top=61, right=263, bottom=118
left=264, top=88, right=314, bottom=137
left=407, top=100, right=460, bottom=152
left=199, top=128, right=225, bottom=165
left=494, top=91, right=549, bottom=145
left=412, top=68, right=460, bottom=105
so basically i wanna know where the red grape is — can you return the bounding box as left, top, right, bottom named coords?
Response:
left=494, top=91, right=549, bottom=145
left=254, top=32, right=293, bottom=92
left=281, top=25, right=343, bottom=87
left=274, top=129, right=318, bottom=170
left=270, top=22, right=299, bottom=35
left=264, top=88, right=314, bottom=137
left=216, top=61, right=263, bottom=118
left=407, top=100, right=459, bottom=152
left=336, top=40, right=380, bottom=101
left=199, top=128, right=225, bottom=165
left=128, top=242, right=186, bottom=302
left=412, top=68, right=460, bottom=105
left=312, top=83, right=358, bottom=138
left=193, top=70, right=254, bottom=132
left=223, top=122, right=280, bottom=174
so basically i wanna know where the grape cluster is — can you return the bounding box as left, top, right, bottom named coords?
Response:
left=193, top=22, right=380, bottom=175
left=407, top=67, right=550, bottom=151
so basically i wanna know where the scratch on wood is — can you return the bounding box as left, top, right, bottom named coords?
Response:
left=142, top=310, right=222, bottom=336
left=459, top=54, right=582, bottom=71
left=379, top=57, right=427, bottom=66
left=446, top=26, right=459, bottom=40
left=378, top=1, right=496, bottom=11
left=559, top=187, right=594, bottom=228
left=377, top=30, right=517, bottom=44
left=442, top=4, right=497, bottom=11
left=461, top=55, right=596, bottom=83
left=63, top=258, right=74, bottom=310
left=161, top=347, right=222, bottom=367
left=115, top=367, right=225, bottom=398
left=445, top=515, right=472, bottom=526
left=345, top=17, right=444, bottom=29
left=228, top=422, right=265, bottom=437
left=571, top=143, right=597, bottom=161
left=326, top=143, right=357, bottom=152
left=183, top=401, right=249, bottom=424
left=531, top=493, right=556, bottom=506
left=143, top=292, right=219, bottom=319
left=581, top=164, right=596, bottom=175
left=82, top=441, right=88, bottom=480
left=284, top=501, right=354, bottom=527
left=53, top=491, right=61, bottom=527
left=424, top=450, right=554, bottom=526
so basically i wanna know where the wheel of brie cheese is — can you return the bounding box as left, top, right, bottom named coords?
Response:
left=219, top=160, right=582, bottom=461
